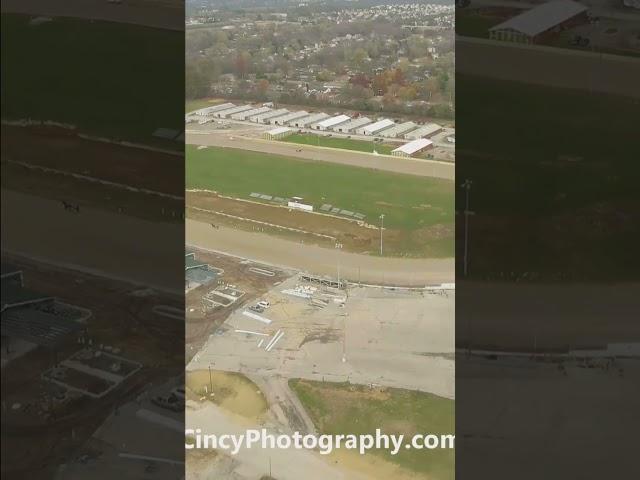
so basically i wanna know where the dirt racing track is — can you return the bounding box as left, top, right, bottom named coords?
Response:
left=186, top=219, right=454, bottom=286
left=457, top=36, right=640, bottom=98
left=1, top=190, right=184, bottom=293
left=186, top=131, right=455, bottom=180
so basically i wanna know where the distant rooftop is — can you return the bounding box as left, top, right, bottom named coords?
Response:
left=490, top=0, right=588, bottom=37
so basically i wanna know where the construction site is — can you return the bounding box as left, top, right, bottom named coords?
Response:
left=184, top=245, right=454, bottom=479
left=1, top=257, right=184, bottom=479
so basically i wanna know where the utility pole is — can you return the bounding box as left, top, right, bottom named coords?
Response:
left=462, top=179, right=472, bottom=277
left=208, top=364, right=213, bottom=393
left=335, top=242, right=343, bottom=287
left=379, top=213, right=385, bottom=256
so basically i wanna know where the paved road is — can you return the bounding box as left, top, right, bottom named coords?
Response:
left=187, top=219, right=454, bottom=286
left=1, top=189, right=184, bottom=293
left=187, top=402, right=371, bottom=480
left=2, top=0, right=183, bottom=30
left=457, top=36, right=640, bottom=98
left=186, top=131, right=455, bottom=180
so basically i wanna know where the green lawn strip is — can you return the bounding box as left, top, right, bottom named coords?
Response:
left=186, top=145, right=454, bottom=232
left=456, top=10, right=504, bottom=38
left=282, top=133, right=395, bottom=155
left=1, top=14, right=183, bottom=148
left=290, top=380, right=454, bottom=479
left=456, top=74, right=640, bottom=279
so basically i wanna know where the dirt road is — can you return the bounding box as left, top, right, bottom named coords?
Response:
left=187, top=401, right=372, bottom=480
left=186, top=219, right=454, bottom=286
left=186, top=132, right=455, bottom=180
left=2, top=189, right=184, bottom=293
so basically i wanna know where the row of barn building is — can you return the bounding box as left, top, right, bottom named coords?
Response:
left=189, top=102, right=445, bottom=142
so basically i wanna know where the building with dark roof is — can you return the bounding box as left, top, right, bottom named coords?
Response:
left=1, top=265, right=90, bottom=351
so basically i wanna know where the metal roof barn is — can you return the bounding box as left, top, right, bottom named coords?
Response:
left=489, top=0, right=588, bottom=39
left=379, top=121, right=418, bottom=138
left=332, top=116, right=372, bottom=133
left=311, top=114, right=351, bottom=130
left=264, top=127, right=294, bottom=140
left=392, top=138, right=434, bottom=157
left=213, top=104, right=254, bottom=118
left=357, top=118, right=395, bottom=135
left=252, top=108, right=290, bottom=124
left=194, top=103, right=235, bottom=116
left=232, top=106, right=271, bottom=120
left=1, top=308, right=85, bottom=347
left=404, top=123, right=442, bottom=139
left=291, top=112, right=330, bottom=128
left=273, top=110, right=309, bottom=126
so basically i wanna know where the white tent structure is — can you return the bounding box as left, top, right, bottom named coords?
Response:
left=391, top=138, right=434, bottom=157
left=356, top=118, right=395, bottom=136
left=332, top=116, right=372, bottom=133
left=404, top=123, right=442, bottom=140
left=263, top=127, right=294, bottom=140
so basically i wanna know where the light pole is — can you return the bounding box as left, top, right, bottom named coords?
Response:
left=335, top=242, right=343, bottom=287
left=461, top=179, right=472, bottom=277
left=379, top=214, right=385, bottom=256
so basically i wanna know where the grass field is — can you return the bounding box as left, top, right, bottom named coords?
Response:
left=186, top=145, right=454, bottom=233
left=1, top=14, right=183, bottom=148
left=457, top=74, right=640, bottom=280
left=282, top=133, right=395, bottom=155
left=456, top=10, right=504, bottom=38
left=290, top=380, right=454, bottom=479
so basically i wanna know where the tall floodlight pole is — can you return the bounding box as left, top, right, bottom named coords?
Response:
left=379, top=214, right=385, bottom=256
left=462, top=179, right=473, bottom=277
left=335, top=242, right=343, bottom=287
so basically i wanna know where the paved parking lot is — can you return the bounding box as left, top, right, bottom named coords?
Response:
left=188, top=276, right=454, bottom=399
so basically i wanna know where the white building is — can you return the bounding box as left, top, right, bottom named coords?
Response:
left=391, top=138, right=434, bottom=157
left=273, top=111, right=309, bottom=126
left=356, top=118, right=395, bottom=136
left=488, top=0, right=589, bottom=44
left=252, top=108, right=290, bottom=124
left=232, top=106, right=271, bottom=121
left=332, top=116, right=372, bottom=133
left=379, top=121, right=418, bottom=138
left=194, top=102, right=235, bottom=116
left=310, top=114, right=351, bottom=131
left=290, top=112, right=330, bottom=128
left=213, top=104, right=253, bottom=119
left=263, top=127, right=294, bottom=140
left=404, top=123, right=442, bottom=140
